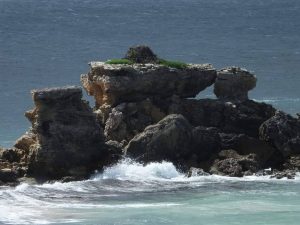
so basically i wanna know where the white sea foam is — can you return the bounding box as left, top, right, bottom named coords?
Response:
left=254, top=97, right=300, bottom=103
left=1, top=159, right=300, bottom=224
left=92, top=158, right=182, bottom=181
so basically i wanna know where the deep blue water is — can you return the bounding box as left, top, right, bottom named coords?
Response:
left=1, top=1, right=300, bottom=224
left=1, top=0, right=300, bottom=147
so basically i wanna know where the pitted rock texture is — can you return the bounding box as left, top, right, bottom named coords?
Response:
left=166, top=97, right=276, bottom=138
left=259, top=111, right=300, bottom=157
left=81, top=62, right=216, bottom=107
left=23, top=86, right=107, bottom=179
left=104, top=99, right=166, bottom=142
left=210, top=149, right=259, bottom=177
left=214, top=67, right=257, bottom=101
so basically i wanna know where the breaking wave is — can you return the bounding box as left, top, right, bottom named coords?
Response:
left=1, top=158, right=300, bottom=224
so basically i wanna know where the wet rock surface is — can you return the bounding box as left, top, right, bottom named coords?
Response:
left=210, top=150, right=259, bottom=177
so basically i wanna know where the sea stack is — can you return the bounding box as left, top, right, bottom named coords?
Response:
left=1, top=46, right=300, bottom=185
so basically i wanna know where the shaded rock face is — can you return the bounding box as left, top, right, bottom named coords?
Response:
left=100, top=97, right=275, bottom=143
left=23, top=86, right=107, bottom=179
left=124, top=114, right=225, bottom=170
left=0, top=148, right=27, bottom=185
left=190, top=126, right=221, bottom=162
left=124, top=45, right=158, bottom=63
left=167, top=97, right=276, bottom=138
left=104, top=99, right=166, bottom=142
left=260, top=111, right=300, bottom=157
left=214, top=67, right=257, bottom=101
left=283, top=155, right=300, bottom=171
left=210, top=150, right=259, bottom=177
left=219, top=133, right=283, bottom=168
left=124, top=114, right=193, bottom=163
left=81, top=62, right=216, bottom=107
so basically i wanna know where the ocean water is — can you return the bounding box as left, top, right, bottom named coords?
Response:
left=1, top=0, right=300, bottom=224
left=1, top=159, right=300, bottom=225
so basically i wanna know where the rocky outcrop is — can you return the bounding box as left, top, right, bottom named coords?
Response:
left=2, top=46, right=299, bottom=184
left=104, top=99, right=166, bottom=142
left=124, top=45, right=158, bottom=63
left=0, top=147, right=27, bottom=185
left=214, top=67, right=257, bottom=101
left=21, top=86, right=108, bottom=180
left=210, top=150, right=259, bottom=177
left=219, top=133, right=283, bottom=168
left=125, top=114, right=193, bottom=164
left=99, top=96, right=275, bottom=143
left=167, top=97, right=275, bottom=138
left=81, top=62, right=216, bottom=107
left=259, top=111, right=300, bottom=157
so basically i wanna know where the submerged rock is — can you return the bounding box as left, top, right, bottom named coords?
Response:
left=22, top=86, right=108, bottom=180
left=214, top=67, right=257, bottom=101
left=81, top=62, right=216, bottom=107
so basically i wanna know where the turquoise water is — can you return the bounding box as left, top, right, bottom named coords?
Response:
left=1, top=0, right=300, bottom=224
left=1, top=160, right=300, bottom=225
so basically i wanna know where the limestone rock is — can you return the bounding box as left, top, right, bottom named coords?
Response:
left=81, top=62, right=216, bottom=107
left=219, top=133, right=283, bottom=168
left=210, top=150, right=259, bottom=177
left=167, top=97, right=276, bottom=138
left=124, top=45, right=158, bottom=63
left=125, top=114, right=193, bottom=163
left=23, top=86, right=107, bottom=179
left=0, top=168, right=18, bottom=183
left=259, top=111, right=300, bottom=157
left=283, top=155, right=300, bottom=171
left=214, top=67, right=257, bottom=101
left=190, top=126, right=221, bottom=161
left=104, top=99, right=166, bottom=142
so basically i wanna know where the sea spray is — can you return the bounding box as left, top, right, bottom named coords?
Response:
left=1, top=159, right=300, bottom=224
left=92, top=158, right=182, bottom=181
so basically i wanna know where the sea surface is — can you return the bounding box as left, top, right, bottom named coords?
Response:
left=1, top=0, right=300, bottom=224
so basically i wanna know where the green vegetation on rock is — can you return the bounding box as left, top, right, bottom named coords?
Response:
left=158, top=58, right=188, bottom=69
left=105, top=57, right=188, bottom=69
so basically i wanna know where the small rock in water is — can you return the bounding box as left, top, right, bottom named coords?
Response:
left=271, top=170, right=296, bottom=179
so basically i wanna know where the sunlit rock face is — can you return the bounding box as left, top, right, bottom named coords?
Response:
left=81, top=62, right=216, bottom=108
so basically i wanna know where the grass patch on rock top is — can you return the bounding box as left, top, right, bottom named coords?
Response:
left=105, top=58, right=188, bottom=69
left=158, top=58, right=188, bottom=69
